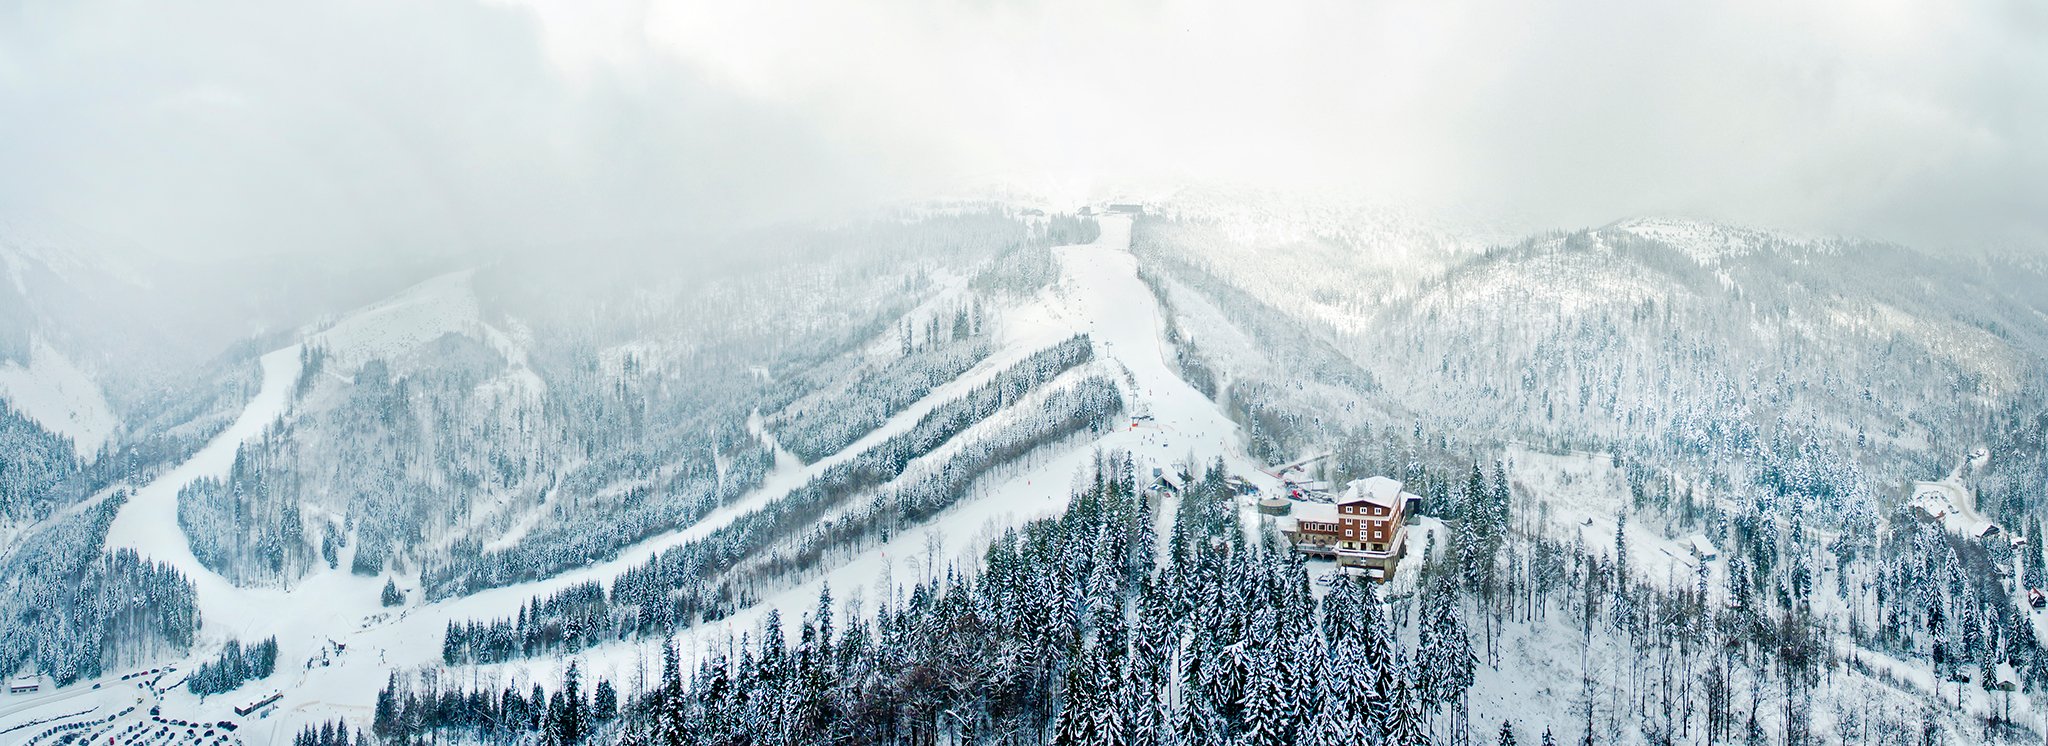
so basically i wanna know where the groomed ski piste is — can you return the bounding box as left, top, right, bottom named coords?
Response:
left=1, top=215, right=1348, bottom=743
left=7, top=215, right=2039, bottom=745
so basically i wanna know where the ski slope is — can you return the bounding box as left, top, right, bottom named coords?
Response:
left=102, top=344, right=309, bottom=631
left=447, top=213, right=1292, bottom=706
left=6, top=214, right=1297, bottom=743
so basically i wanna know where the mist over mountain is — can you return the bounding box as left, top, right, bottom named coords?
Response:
left=3, top=1, right=2046, bottom=745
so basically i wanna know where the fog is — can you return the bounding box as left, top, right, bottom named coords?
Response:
left=3, top=0, right=2044, bottom=270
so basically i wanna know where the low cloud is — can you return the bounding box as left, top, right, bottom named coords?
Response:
left=3, top=0, right=2043, bottom=264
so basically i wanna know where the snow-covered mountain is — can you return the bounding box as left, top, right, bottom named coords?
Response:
left=0, top=218, right=143, bottom=459
left=4, top=202, right=2047, bottom=746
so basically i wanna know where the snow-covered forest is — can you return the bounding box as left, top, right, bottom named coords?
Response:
left=2, top=196, right=2046, bottom=746
left=8, top=0, right=2048, bottom=742
left=3, top=197, right=2047, bottom=746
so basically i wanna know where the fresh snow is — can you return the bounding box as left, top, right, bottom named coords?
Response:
left=14, top=215, right=1313, bottom=743
left=305, top=270, right=486, bottom=374
left=103, top=345, right=305, bottom=619
left=0, top=337, right=119, bottom=457
left=435, top=212, right=1293, bottom=718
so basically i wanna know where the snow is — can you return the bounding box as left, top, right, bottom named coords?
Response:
left=5, top=213, right=1297, bottom=741
left=1908, top=478, right=2002, bottom=539
left=1340, top=476, right=1406, bottom=508
left=339, top=212, right=1294, bottom=731
left=1607, top=216, right=1833, bottom=266
left=1508, top=445, right=1711, bottom=585
left=0, top=337, right=118, bottom=457
left=611, top=212, right=1287, bottom=670
left=1292, top=502, right=1338, bottom=524
left=304, top=270, right=484, bottom=373
left=103, top=344, right=305, bottom=620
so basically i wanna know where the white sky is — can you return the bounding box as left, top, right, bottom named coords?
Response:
left=2, top=0, right=2044, bottom=261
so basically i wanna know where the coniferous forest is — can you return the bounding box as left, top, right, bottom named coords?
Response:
left=339, top=455, right=1463, bottom=746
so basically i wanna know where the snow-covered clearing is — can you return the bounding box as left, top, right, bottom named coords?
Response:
left=0, top=337, right=118, bottom=457
left=1509, top=446, right=1714, bottom=590
left=306, top=270, right=485, bottom=374
left=1909, top=477, right=2002, bottom=539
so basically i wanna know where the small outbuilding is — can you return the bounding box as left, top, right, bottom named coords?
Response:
left=1992, top=663, right=2019, bottom=691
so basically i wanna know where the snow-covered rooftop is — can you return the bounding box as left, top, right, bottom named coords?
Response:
left=1339, top=476, right=1405, bottom=508
left=1293, top=502, right=1338, bottom=524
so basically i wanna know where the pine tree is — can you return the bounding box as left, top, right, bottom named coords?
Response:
left=1613, top=512, right=1629, bottom=589
left=550, top=660, right=585, bottom=745
left=1236, top=647, right=1289, bottom=746
left=1417, top=579, right=1474, bottom=712
left=373, top=671, right=399, bottom=739
left=652, top=641, right=691, bottom=745
left=1053, top=645, right=1102, bottom=746
left=1382, top=655, right=1427, bottom=746
left=1499, top=719, right=1517, bottom=745
left=593, top=679, right=618, bottom=723
left=382, top=578, right=404, bottom=607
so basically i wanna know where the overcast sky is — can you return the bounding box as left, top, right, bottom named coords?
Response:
left=2, top=0, right=2043, bottom=265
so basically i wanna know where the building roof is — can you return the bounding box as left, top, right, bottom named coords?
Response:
left=1689, top=535, right=1718, bottom=556
left=1339, top=476, right=1405, bottom=508
left=1292, top=502, right=1338, bottom=525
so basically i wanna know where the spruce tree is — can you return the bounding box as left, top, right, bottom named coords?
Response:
left=653, top=642, right=688, bottom=746
left=1236, top=647, right=1289, bottom=746
left=1053, top=645, right=1101, bottom=745
left=1382, top=655, right=1427, bottom=746
left=373, top=671, right=399, bottom=739
left=552, top=660, right=584, bottom=745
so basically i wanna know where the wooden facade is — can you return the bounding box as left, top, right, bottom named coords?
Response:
left=1279, top=476, right=1416, bottom=581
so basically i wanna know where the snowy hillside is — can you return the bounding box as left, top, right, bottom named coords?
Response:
left=302, top=270, right=493, bottom=375
left=4, top=202, right=2047, bottom=746
left=0, top=337, right=118, bottom=457
left=0, top=211, right=1255, bottom=743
